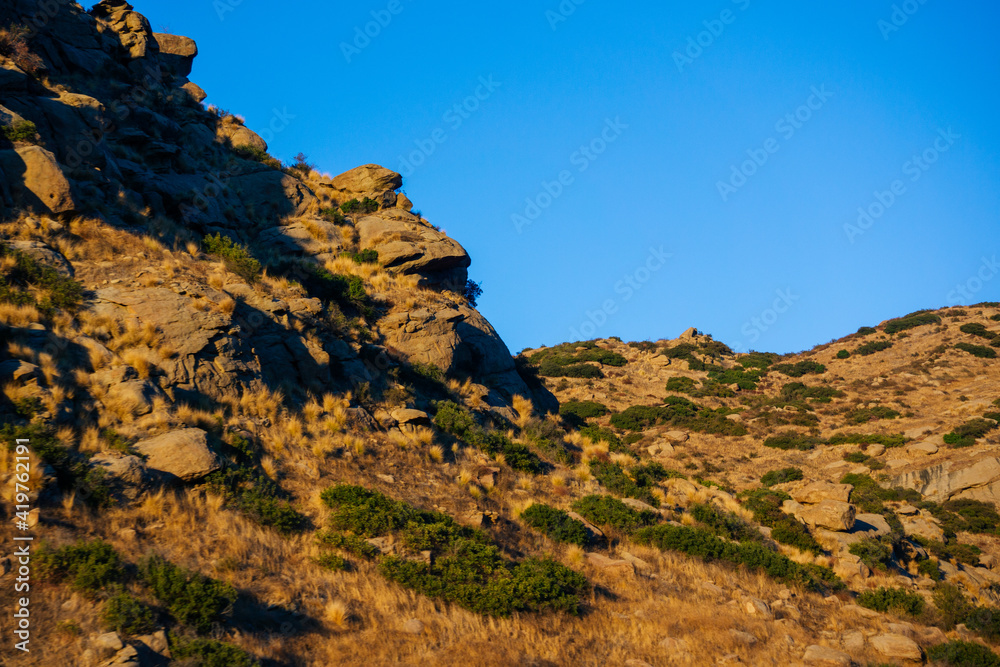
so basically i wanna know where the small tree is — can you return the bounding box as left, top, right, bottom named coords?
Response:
left=463, top=279, right=483, bottom=307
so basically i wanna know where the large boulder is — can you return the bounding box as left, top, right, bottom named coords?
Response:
left=357, top=213, right=470, bottom=288
left=153, top=33, right=197, bottom=76
left=90, top=453, right=147, bottom=500
left=331, top=164, right=402, bottom=206
left=788, top=499, right=856, bottom=532
left=892, top=456, right=1000, bottom=504
left=134, top=428, right=221, bottom=482
left=802, top=645, right=851, bottom=667
left=791, top=481, right=853, bottom=504
left=0, top=146, right=77, bottom=213
left=217, top=116, right=267, bottom=152
left=869, top=634, right=922, bottom=662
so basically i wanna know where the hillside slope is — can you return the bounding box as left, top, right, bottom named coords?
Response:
left=2, top=2, right=1000, bottom=666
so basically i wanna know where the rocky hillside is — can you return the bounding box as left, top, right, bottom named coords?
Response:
left=2, top=2, right=1000, bottom=666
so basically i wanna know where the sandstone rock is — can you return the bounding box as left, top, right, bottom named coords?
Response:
left=0, top=359, right=40, bottom=386
left=181, top=80, right=207, bottom=103
left=794, top=499, right=856, bottom=531
left=744, top=597, right=773, bottom=620
left=134, top=428, right=220, bottom=482
left=729, top=629, right=757, bottom=646
left=893, top=457, right=1000, bottom=503
left=679, top=327, right=698, bottom=339
left=94, top=632, right=124, bottom=651
left=232, top=169, right=316, bottom=217
left=153, top=32, right=197, bottom=75
left=664, top=430, right=690, bottom=443
left=8, top=240, right=74, bottom=277
left=791, top=481, right=853, bottom=504
left=647, top=442, right=674, bottom=457
left=870, top=633, right=921, bottom=662
left=853, top=512, right=891, bottom=536
left=585, top=552, right=634, bottom=576
left=332, top=164, right=402, bottom=197
left=908, top=441, right=939, bottom=456
left=136, top=630, right=169, bottom=657
left=104, top=379, right=162, bottom=416
left=90, top=453, right=147, bottom=499
left=257, top=219, right=343, bottom=258
left=833, top=554, right=871, bottom=580
left=0, top=146, right=76, bottom=213
left=621, top=497, right=659, bottom=513
left=391, top=409, right=430, bottom=425
left=899, top=512, right=945, bottom=543
left=841, top=630, right=866, bottom=652
left=0, top=63, right=28, bottom=92
left=357, top=213, right=470, bottom=288
left=218, top=116, right=267, bottom=151
left=904, top=426, right=933, bottom=440
left=803, top=645, right=851, bottom=667
left=866, top=444, right=886, bottom=457
left=568, top=511, right=605, bottom=541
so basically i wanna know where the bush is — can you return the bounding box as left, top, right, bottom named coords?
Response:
left=761, top=467, right=803, bottom=487
left=926, top=640, right=1000, bottom=667
left=943, top=419, right=998, bottom=448
left=340, top=197, right=380, bottom=214
left=857, top=586, right=925, bottom=616
left=342, top=248, right=379, bottom=264
left=961, top=323, right=998, bottom=340
left=589, top=460, right=658, bottom=506
left=828, top=432, right=907, bottom=448
left=571, top=495, right=657, bottom=534
left=845, top=406, right=901, bottom=424
left=2, top=119, right=37, bottom=143
left=521, top=504, right=590, bottom=547
left=855, top=340, right=893, bottom=356
left=633, top=523, right=840, bottom=592
left=740, top=488, right=824, bottom=555
left=885, top=311, right=941, bottom=334
left=841, top=473, right=921, bottom=513
left=315, top=553, right=350, bottom=571
left=836, top=349, right=850, bottom=359
left=317, top=530, right=380, bottom=559
left=207, top=468, right=306, bottom=533
left=202, top=233, right=261, bottom=283
left=432, top=402, right=545, bottom=473
left=738, top=352, right=779, bottom=369
left=0, top=243, right=84, bottom=313
left=170, top=636, right=258, bottom=667
left=918, top=558, right=943, bottom=581
left=231, top=144, right=281, bottom=168
left=763, top=431, right=826, bottom=451
left=780, top=382, right=843, bottom=404
left=319, top=207, right=346, bottom=224
left=849, top=537, right=893, bottom=571
left=462, top=279, right=483, bottom=307
left=956, top=343, right=997, bottom=359
left=772, top=360, right=826, bottom=377
left=102, top=592, right=155, bottom=636
left=36, top=540, right=125, bottom=595
left=690, top=503, right=761, bottom=543
left=665, top=376, right=698, bottom=393
left=0, top=24, right=43, bottom=74
left=139, top=555, right=237, bottom=634
left=296, top=264, right=370, bottom=313
left=321, top=484, right=417, bottom=537
left=559, top=400, right=609, bottom=424
left=857, top=326, right=878, bottom=335
left=610, top=397, right=747, bottom=436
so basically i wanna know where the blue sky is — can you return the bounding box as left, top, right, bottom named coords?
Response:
left=132, top=0, right=999, bottom=354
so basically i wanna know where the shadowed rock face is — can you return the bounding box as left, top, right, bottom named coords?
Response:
left=357, top=212, right=471, bottom=289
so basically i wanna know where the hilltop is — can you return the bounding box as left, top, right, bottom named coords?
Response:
left=2, top=2, right=1000, bottom=666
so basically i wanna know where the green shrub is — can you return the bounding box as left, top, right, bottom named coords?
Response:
left=202, top=233, right=262, bottom=283
left=689, top=503, right=761, bottom=543
left=231, top=144, right=281, bottom=168
left=772, top=360, right=826, bottom=377
left=845, top=406, right=901, bottom=424
left=760, top=467, right=803, bottom=487
left=340, top=197, right=380, bottom=214
left=36, top=540, right=125, bottom=595
left=578, top=425, right=628, bottom=454
left=589, top=460, right=658, bottom=506
left=318, top=207, right=346, bottom=224
left=633, top=523, right=840, bottom=592
left=840, top=473, right=920, bottom=513
left=2, top=119, right=37, bottom=142
left=985, top=412, right=1000, bottom=423
left=521, top=504, right=590, bottom=547
left=317, top=530, right=380, bottom=559
left=926, top=640, right=1000, bottom=667
left=665, top=376, right=698, bottom=393
left=297, top=264, right=370, bottom=312
left=943, top=419, right=998, bottom=448
left=740, top=488, right=824, bottom=555
left=706, top=367, right=766, bottom=390
left=321, top=484, right=417, bottom=537
left=0, top=243, right=84, bottom=313
left=956, top=343, right=997, bottom=359
left=780, top=382, right=843, bottom=404
left=843, top=450, right=869, bottom=463
left=559, top=400, right=609, bottom=424
left=207, top=468, right=305, bottom=533
left=571, top=495, right=658, bottom=534
left=918, top=558, right=943, bottom=581
left=102, top=592, right=155, bottom=636
left=315, top=553, right=350, bottom=571
left=610, top=397, right=746, bottom=436
left=462, top=279, right=483, bottom=307
left=855, top=340, right=893, bottom=356
left=857, top=586, right=925, bottom=616
left=738, top=352, right=779, bottom=369
left=342, top=248, right=379, bottom=264
left=139, top=555, right=237, bottom=634
left=961, top=323, right=998, bottom=339
left=849, top=537, right=893, bottom=571
left=857, top=326, right=878, bottom=335
left=763, top=431, right=826, bottom=451
left=836, top=350, right=850, bottom=359
left=993, top=315, right=1000, bottom=322
left=170, top=636, right=258, bottom=667
left=530, top=341, right=627, bottom=379
left=828, top=432, right=907, bottom=448
left=411, top=362, right=444, bottom=383
left=885, top=312, right=941, bottom=334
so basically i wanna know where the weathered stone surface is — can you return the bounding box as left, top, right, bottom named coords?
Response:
left=870, top=633, right=922, bottom=662
left=787, top=499, right=856, bottom=531
left=8, top=240, right=74, bottom=277
left=90, top=453, right=147, bottom=499
left=231, top=169, right=316, bottom=217
left=0, top=146, right=77, bottom=213
left=153, top=32, right=197, bottom=75
left=585, top=552, right=634, bottom=576
left=391, top=409, right=430, bottom=425
left=104, top=379, right=162, bottom=416
left=893, top=457, right=1000, bottom=503
left=218, top=118, right=268, bottom=152
left=0, top=359, right=40, bottom=385
left=331, top=164, right=402, bottom=197
left=803, top=645, right=852, bottom=667
left=257, top=218, right=343, bottom=258
left=134, top=428, right=220, bottom=482
left=900, top=511, right=945, bottom=543
left=908, top=441, right=940, bottom=456
left=357, top=213, right=470, bottom=288
left=791, top=481, right=853, bottom=504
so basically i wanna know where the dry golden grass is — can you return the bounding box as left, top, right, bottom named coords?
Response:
left=0, top=302, right=41, bottom=326
left=217, top=296, right=237, bottom=315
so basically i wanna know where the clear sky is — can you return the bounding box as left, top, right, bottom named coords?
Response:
left=127, top=1, right=998, bottom=354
